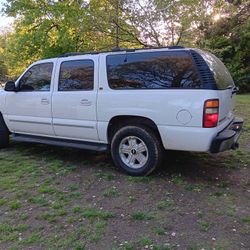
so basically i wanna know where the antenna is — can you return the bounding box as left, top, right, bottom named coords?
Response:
left=114, top=0, right=119, bottom=50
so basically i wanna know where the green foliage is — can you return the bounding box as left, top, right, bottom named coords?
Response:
left=3, top=0, right=140, bottom=77
left=0, top=35, right=8, bottom=78
left=198, top=1, right=250, bottom=92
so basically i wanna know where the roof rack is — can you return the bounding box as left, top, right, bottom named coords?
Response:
left=58, top=46, right=185, bottom=58
left=58, top=51, right=100, bottom=57
left=166, top=46, right=185, bottom=49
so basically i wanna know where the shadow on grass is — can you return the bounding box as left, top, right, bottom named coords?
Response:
left=8, top=139, right=244, bottom=187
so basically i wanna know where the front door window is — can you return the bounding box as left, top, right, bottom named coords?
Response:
left=19, top=63, right=53, bottom=92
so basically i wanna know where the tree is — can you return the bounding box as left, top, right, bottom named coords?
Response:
left=121, top=0, right=227, bottom=47
left=198, top=0, right=250, bottom=92
left=0, top=33, right=8, bottom=79
left=3, top=0, right=140, bottom=76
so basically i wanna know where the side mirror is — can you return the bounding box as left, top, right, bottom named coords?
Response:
left=4, top=81, right=17, bottom=92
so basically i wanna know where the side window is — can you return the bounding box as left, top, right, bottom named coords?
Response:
left=107, top=51, right=201, bottom=89
left=58, top=60, right=94, bottom=91
left=19, top=63, right=53, bottom=91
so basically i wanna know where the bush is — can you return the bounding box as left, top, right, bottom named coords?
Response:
left=236, top=75, right=250, bottom=93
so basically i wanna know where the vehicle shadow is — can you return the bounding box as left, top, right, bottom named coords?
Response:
left=158, top=150, right=239, bottom=185
left=10, top=140, right=238, bottom=185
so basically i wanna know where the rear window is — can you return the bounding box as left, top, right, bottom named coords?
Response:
left=199, top=51, right=235, bottom=89
left=106, top=51, right=202, bottom=89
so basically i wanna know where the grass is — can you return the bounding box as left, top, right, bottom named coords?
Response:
left=20, top=213, right=29, bottom=221
left=137, top=237, right=153, bottom=246
left=73, top=206, right=83, bottom=213
left=127, top=176, right=155, bottom=183
left=130, top=211, right=154, bottom=221
left=117, top=238, right=176, bottom=250
left=156, top=199, right=174, bottom=210
left=95, top=172, right=115, bottom=181
left=67, top=183, right=80, bottom=192
left=128, top=195, right=136, bottom=203
left=36, top=212, right=59, bottom=223
left=22, top=232, right=42, bottom=245
left=28, top=196, right=49, bottom=206
left=184, top=183, right=203, bottom=192
left=102, top=187, right=120, bottom=197
left=82, top=208, right=114, bottom=220
left=0, top=223, right=30, bottom=242
left=51, top=201, right=64, bottom=210
left=212, top=191, right=225, bottom=197
left=73, top=206, right=114, bottom=220
left=198, top=220, right=213, bottom=232
left=69, top=191, right=82, bottom=199
left=153, top=227, right=166, bottom=235
left=9, top=200, right=22, bottom=210
left=38, top=184, right=58, bottom=194
left=240, top=216, right=250, bottom=223
left=0, top=199, right=7, bottom=206
left=89, top=220, right=107, bottom=243
left=170, top=174, right=186, bottom=185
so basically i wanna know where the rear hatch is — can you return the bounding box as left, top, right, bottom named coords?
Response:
left=198, top=50, right=237, bottom=126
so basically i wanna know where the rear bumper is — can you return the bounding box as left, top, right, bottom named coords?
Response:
left=210, top=117, right=244, bottom=153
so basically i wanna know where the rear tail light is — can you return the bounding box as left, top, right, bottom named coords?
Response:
left=203, top=99, right=219, bottom=128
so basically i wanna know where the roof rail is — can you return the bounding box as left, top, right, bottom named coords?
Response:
left=111, top=47, right=136, bottom=52
left=58, top=51, right=100, bottom=57
left=167, top=46, right=185, bottom=49
left=110, top=46, right=185, bottom=52
left=58, top=46, right=185, bottom=58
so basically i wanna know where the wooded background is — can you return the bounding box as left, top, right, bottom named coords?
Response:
left=0, top=0, right=249, bottom=92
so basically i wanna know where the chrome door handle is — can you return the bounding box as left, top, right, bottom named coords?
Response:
left=41, top=98, right=49, bottom=105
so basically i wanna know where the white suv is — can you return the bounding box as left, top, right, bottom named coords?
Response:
left=0, top=47, right=243, bottom=175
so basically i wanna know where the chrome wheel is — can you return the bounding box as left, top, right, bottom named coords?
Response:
left=119, top=136, right=148, bottom=169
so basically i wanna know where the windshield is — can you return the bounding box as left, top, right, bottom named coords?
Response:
left=199, top=50, right=235, bottom=89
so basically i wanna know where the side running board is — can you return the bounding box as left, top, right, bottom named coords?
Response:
left=12, top=134, right=108, bottom=152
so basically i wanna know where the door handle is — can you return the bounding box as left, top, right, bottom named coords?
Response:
left=80, top=99, right=92, bottom=106
left=41, top=98, right=50, bottom=105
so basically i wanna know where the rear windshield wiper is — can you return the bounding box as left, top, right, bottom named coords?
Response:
left=232, top=86, right=239, bottom=94
left=226, top=86, right=239, bottom=94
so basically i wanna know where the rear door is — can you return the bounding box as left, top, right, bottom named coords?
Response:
left=52, top=56, right=99, bottom=141
left=199, top=51, right=236, bottom=125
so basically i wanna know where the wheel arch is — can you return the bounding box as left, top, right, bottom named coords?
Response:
left=107, top=115, right=162, bottom=144
left=0, top=112, right=10, bottom=133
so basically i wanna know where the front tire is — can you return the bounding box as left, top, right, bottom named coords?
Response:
left=111, top=126, right=163, bottom=176
left=0, top=114, right=9, bottom=148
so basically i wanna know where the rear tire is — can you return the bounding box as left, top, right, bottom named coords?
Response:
left=0, top=114, right=9, bottom=148
left=111, top=125, right=163, bottom=176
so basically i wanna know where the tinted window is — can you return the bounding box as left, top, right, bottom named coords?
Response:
left=199, top=51, right=235, bottom=89
left=59, top=60, right=94, bottom=91
left=19, top=63, right=53, bottom=91
left=107, top=51, right=201, bottom=89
